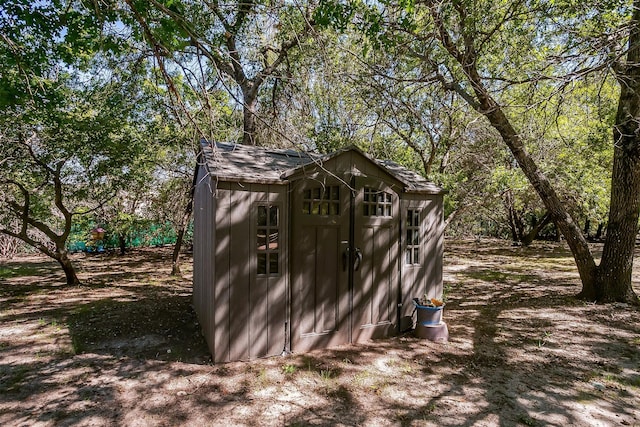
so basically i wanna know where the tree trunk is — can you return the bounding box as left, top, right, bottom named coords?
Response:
left=503, top=189, right=522, bottom=243
left=118, top=233, right=127, bottom=256
left=171, top=225, right=186, bottom=276
left=171, top=234, right=183, bottom=275
left=428, top=6, right=600, bottom=297
left=521, top=213, right=552, bottom=247
left=242, top=94, right=258, bottom=146
left=443, top=206, right=465, bottom=230
left=593, top=1, right=640, bottom=304
left=56, top=250, right=81, bottom=286
left=171, top=164, right=197, bottom=276
left=595, top=223, right=604, bottom=240
left=584, top=219, right=591, bottom=238
left=595, top=146, right=640, bottom=302
left=507, top=208, right=520, bottom=243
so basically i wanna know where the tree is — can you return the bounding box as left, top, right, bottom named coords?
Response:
left=0, top=1, right=163, bottom=284
left=114, top=0, right=315, bottom=146
left=0, top=81, right=154, bottom=284
left=316, top=0, right=639, bottom=303
left=150, top=167, right=195, bottom=275
left=599, top=0, right=640, bottom=303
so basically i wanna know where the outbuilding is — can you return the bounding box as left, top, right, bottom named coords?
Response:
left=193, top=141, right=445, bottom=363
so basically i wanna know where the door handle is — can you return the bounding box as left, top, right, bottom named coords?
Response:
left=354, top=248, right=363, bottom=271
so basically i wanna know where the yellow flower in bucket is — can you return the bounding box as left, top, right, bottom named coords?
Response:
left=430, top=298, right=444, bottom=307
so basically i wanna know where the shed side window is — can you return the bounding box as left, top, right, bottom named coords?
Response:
left=363, top=187, right=393, bottom=217
left=257, top=205, right=279, bottom=275
left=406, top=209, right=420, bottom=265
left=302, top=186, right=340, bottom=215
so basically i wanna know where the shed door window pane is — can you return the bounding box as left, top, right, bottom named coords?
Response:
left=405, top=209, right=421, bottom=265
left=258, top=206, right=267, bottom=226
left=257, top=205, right=279, bottom=275
left=303, top=185, right=340, bottom=215
left=363, top=187, right=393, bottom=217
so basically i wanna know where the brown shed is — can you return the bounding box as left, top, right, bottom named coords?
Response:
left=193, top=141, right=445, bottom=363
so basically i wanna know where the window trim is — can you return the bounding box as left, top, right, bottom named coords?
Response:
left=302, top=185, right=341, bottom=216
left=256, top=203, right=281, bottom=276
left=405, top=208, right=421, bottom=266
left=363, top=187, right=393, bottom=218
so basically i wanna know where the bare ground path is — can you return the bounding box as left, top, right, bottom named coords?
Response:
left=0, top=240, right=638, bottom=426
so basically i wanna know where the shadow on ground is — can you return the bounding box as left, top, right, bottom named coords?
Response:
left=0, top=242, right=639, bottom=426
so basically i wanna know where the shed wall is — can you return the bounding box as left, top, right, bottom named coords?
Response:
left=208, top=182, right=288, bottom=363
left=193, top=166, right=216, bottom=357
left=399, top=194, right=444, bottom=331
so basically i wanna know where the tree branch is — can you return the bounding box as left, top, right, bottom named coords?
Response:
left=0, top=228, right=56, bottom=259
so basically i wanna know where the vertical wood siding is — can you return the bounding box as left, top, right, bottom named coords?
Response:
left=399, top=194, right=445, bottom=331
left=290, top=177, right=350, bottom=352
left=193, top=166, right=216, bottom=358
left=351, top=174, right=399, bottom=342
left=194, top=180, right=288, bottom=363
left=290, top=153, right=403, bottom=350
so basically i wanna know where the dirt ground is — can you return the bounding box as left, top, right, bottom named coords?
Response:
left=0, top=240, right=639, bottom=427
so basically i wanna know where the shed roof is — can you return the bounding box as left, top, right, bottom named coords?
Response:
left=200, top=141, right=445, bottom=194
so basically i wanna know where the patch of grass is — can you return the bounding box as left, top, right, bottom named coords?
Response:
left=0, top=265, right=44, bottom=278
left=537, top=331, right=552, bottom=348
left=71, top=335, right=86, bottom=354
left=624, top=376, right=640, bottom=388
left=383, top=358, right=414, bottom=374
left=281, top=364, right=297, bottom=376
left=369, top=378, right=390, bottom=395
left=609, top=374, right=640, bottom=389
left=37, top=317, right=63, bottom=332
left=398, top=362, right=414, bottom=373
left=254, top=368, right=270, bottom=388
left=353, top=371, right=371, bottom=386
left=442, top=283, right=452, bottom=302
left=0, top=266, right=10, bottom=278
left=300, top=356, right=316, bottom=372
left=319, top=368, right=337, bottom=380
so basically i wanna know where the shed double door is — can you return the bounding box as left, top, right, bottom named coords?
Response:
left=291, top=176, right=399, bottom=352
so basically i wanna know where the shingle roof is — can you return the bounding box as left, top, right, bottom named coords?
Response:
left=375, top=158, right=444, bottom=194
left=200, top=141, right=317, bottom=184
left=200, top=141, right=445, bottom=194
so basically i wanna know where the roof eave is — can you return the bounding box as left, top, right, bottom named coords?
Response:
left=207, top=174, right=288, bottom=186
left=403, top=187, right=449, bottom=195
